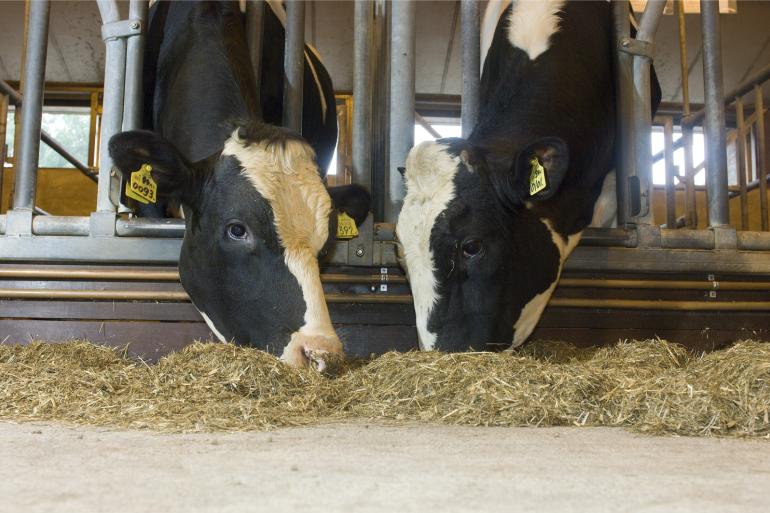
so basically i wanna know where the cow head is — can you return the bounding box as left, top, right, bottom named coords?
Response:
left=109, top=124, right=370, bottom=367
left=396, top=137, right=578, bottom=352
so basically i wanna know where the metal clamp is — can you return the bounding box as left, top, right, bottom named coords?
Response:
left=101, top=19, right=142, bottom=41
left=618, top=37, right=655, bottom=58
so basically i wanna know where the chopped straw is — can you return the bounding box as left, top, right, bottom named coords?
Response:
left=1, top=338, right=769, bottom=437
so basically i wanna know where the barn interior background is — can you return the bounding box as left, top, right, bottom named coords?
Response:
left=1, top=0, right=769, bottom=358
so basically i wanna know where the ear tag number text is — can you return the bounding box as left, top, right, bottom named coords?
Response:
left=529, top=157, right=548, bottom=196
left=126, top=164, right=158, bottom=204
left=336, top=212, right=359, bottom=240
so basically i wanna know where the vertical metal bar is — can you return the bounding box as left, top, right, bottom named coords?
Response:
left=353, top=0, right=374, bottom=192
left=700, top=0, right=729, bottom=227
left=460, top=0, right=480, bottom=138
left=612, top=0, right=634, bottom=227
left=755, top=84, right=768, bottom=231
left=13, top=0, right=50, bottom=212
left=96, top=0, right=126, bottom=215
left=0, top=94, right=7, bottom=214
left=385, top=0, right=415, bottom=223
left=630, top=0, right=666, bottom=226
left=676, top=0, right=697, bottom=228
left=371, top=0, right=389, bottom=221
left=283, top=0, right=305, bottom=133
left=735, top=96, right=749, bottom=230
left=88, top=91, right=98, bottom=167
left=245, top=0, right=265, bottom=106
left=122, top=0, right=147, bottom=131
left=663, top=116, right=676, bottom=229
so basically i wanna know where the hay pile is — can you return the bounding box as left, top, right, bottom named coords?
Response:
left=1, top=339, right=769, bottom=437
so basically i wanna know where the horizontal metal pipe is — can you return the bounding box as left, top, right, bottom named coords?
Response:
left=116, top=218, right=185, bottom=238
left=682, top=62, right=770, bottom=128
left=660, top=228, right=715, bottom=249
left=0, top=266, right=409, bottom=284
left=557, top=278, right=770, bottom=291
left=549, top=298, right=770, bottom=311
left=737, top=231, right=770, bottom=251
left=0, top=288, right=413, bottom=304
left=33, top=215, right=90, bottom=235
left=579, top=228, right=638, bottom=248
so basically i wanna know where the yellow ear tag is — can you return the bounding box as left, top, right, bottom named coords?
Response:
left=336, top=212, right=359, bottom=240
left=125, top=164, right=158, bottom=204
left=528, top=157, right=548, bottom=196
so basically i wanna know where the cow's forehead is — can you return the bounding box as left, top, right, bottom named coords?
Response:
left=397, top=141, right=462, bottom=350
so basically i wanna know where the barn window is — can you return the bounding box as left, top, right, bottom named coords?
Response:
left=4, top=106, right=91, bottom=169
left=651, top=128, right=707, bottom=187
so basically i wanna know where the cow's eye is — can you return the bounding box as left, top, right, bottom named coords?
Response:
left=226, top=223, right=247, bottom=240
left=462, top=239, right=483, bottom=258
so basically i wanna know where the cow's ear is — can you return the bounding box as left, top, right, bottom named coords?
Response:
left=327, top=183, right=372, bottom=227
left=513, top=137, right=569, bottom=202
left=108, top=130, right=200, bottom=205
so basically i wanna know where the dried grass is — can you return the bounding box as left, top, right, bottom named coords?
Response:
left=1, top=338, right=768, bottom=437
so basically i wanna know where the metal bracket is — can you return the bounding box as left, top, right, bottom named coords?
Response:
left=712, top=226, right=738, bottom=250
left=4, top=209, right=33, bottom=236
left=618, top=37, right=655, bottom=58
left=90, top=211, right=117, bottom=237
left=101, top=19, right=142, bottom=41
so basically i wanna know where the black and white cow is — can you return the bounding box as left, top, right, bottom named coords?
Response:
left=110, top=1, right=369, bottom=367
left=397, top=0, right=659, bottom=351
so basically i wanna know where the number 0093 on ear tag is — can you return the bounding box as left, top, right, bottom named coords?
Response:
left=529, top=157, right=548, bottom=196
left=125, top=164, right=158, bottom=204
left=336, top=212, right=359, bottom=240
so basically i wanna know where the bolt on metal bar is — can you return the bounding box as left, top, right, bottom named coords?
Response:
left=13, top=0, right=50, bottom=212
left=755, top=84, right=769, bottom=231
left=283, top=0, right=305, bottom=133
left=700, top=0, right=730, bottom=227
left=122, top=0, right=147, bottom=131
left=735, top=96, right=750, bottom=230
left=663, top=116, right=677, bottom=228
left=353, top=0, right=374, bottom=192
left=385, top=0, right=416, bottom=223
left=96, top=0, right=127, bottom=214
left=460, top=0, right=480, bottom=138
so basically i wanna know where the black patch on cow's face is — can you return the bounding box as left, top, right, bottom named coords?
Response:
left=178, top=155, right=305, bottom=352
left=421, top=143, right=563, bottom=352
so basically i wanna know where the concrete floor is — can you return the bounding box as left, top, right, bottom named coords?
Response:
left=0, top=421, right=768, bottom=513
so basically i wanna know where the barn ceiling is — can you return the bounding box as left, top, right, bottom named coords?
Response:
left=0, top=0, right=768, bottom=105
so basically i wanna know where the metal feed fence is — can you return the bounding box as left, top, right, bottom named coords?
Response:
left=0, top=0, right=768, bottom=274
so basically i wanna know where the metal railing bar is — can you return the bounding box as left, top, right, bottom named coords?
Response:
left=735, top=95, right=750, bottom=229
left=755, top=84, right=769, bottom=230
left=282, top=0, right=305, bottom=132
left=460, top=0, right=480, bottom=138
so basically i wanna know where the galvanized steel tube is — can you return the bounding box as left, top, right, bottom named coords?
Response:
left=13, top=0, right=50, bottom=211
left=676, top=0, right=697, bottom=228
left=386, top=0, right=416, bottom=223
left=353, top=0, right=374, bottom=192
left=122, top=0, right=147, bottom=131
left=460, top=0, right=480, bottom=138
left=700, top=0, right=729, bottom=227
left=245, top=0, right=265, bottom=101
left=630, top=0, right=665, bottom=225
left=612, top=0, right=634, bottom=227
left=97, top=0, right=126, bottom=213
left=283, top=0, right=305, bottom=133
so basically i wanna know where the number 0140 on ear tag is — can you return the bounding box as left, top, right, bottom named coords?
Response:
left=529, top=157, right=548, bottom=196
left=125, top=164, right=158, bottom=204
left=336, top=212, right=359, bottom=240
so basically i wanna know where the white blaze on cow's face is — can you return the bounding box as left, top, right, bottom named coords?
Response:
left=222, top=130, right=342, bottom=366
left=396, top=141, right=460, bottom=350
